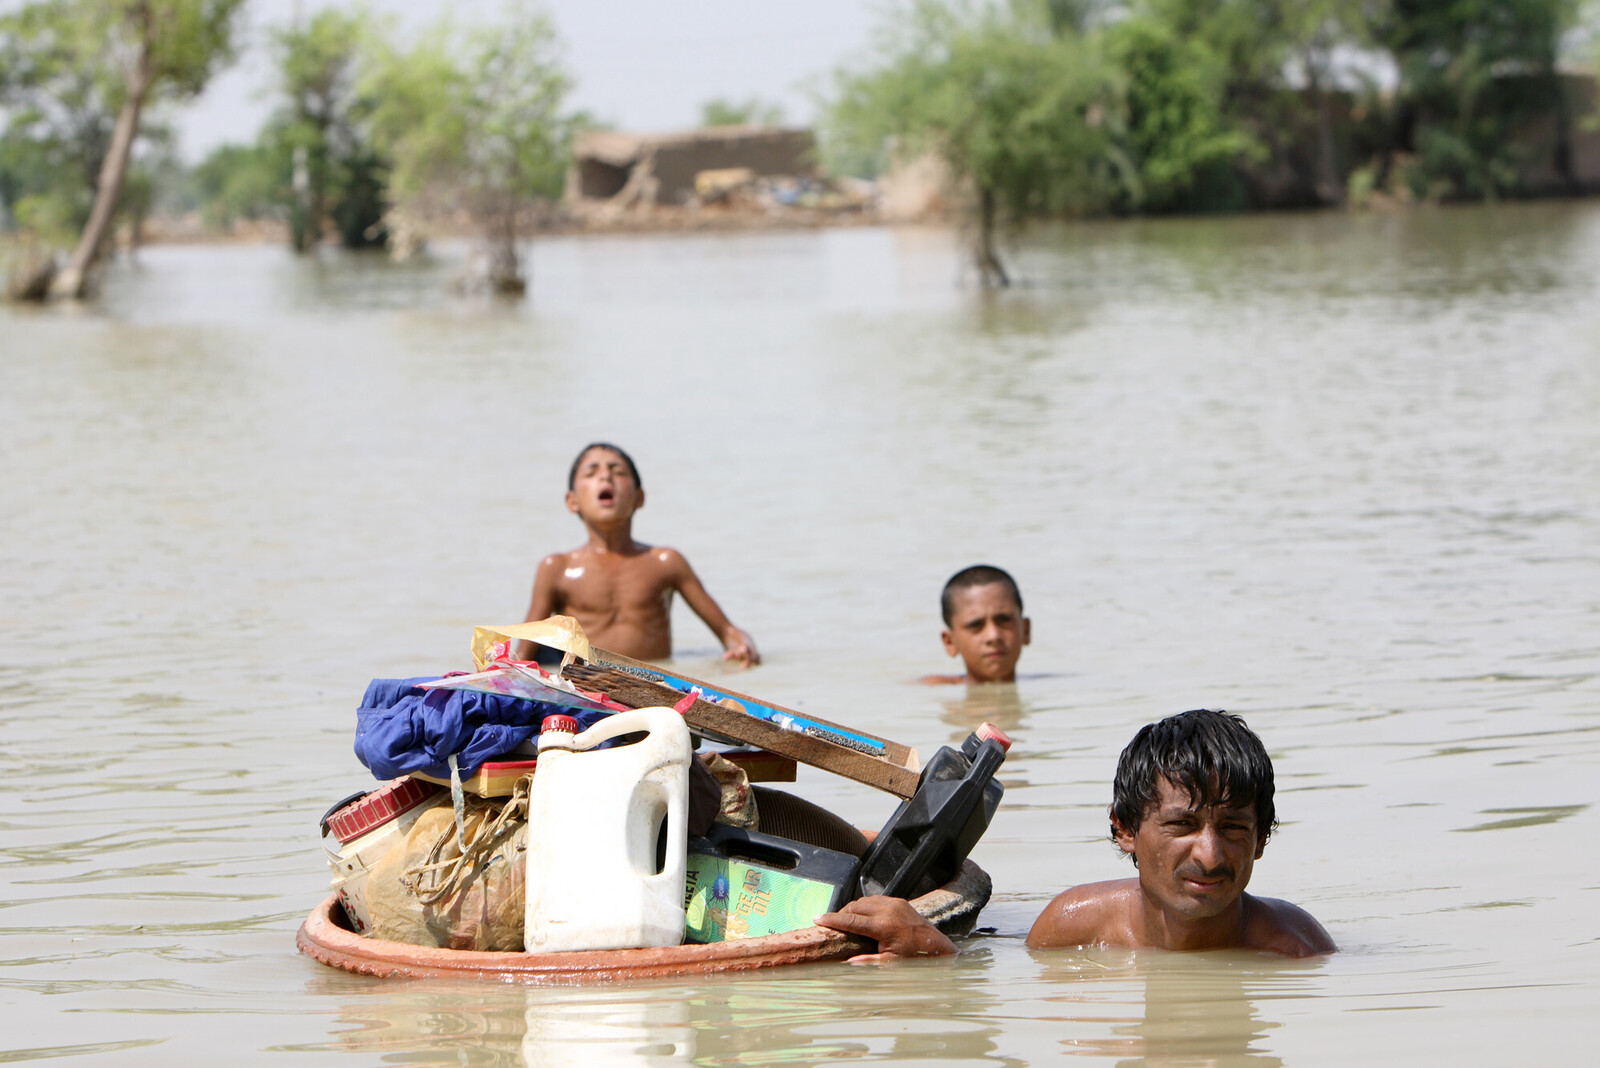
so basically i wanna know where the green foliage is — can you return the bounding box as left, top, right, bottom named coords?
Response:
left=269, top=7, right=386, bottom=249
left=0, top=0, right=242, bottom=282
left=829, top=1, right=1132, bottom=218
left=1, top=0, right=243, bottom=119
left=362, top=1, right=575, bottom=289
left=699, top=96, right=787, bottom=128
left=326, top=146, right=388, bottom=248
left=1, top=3, right=116, bottom=233
left=1120, top=0, right=1364, bottom=207
left=1020, top=0, right=1115, bottom=37
left=1105, top=15, right=1260, bottom=211
left=10, top=192, right=80, bottom=241
left=0, top=130, right=94, bottom=237
left=364, top=4, right=572, bottom=207
left=828, top=0, right=1595, bottom=239
left=1137, top=0, right=1289, bottom=92
left=130, top=0, right=246, bottom=97
left=1374, top=0, right=1580, bottom=197
left=828, top=0, right=1142, bottom=283
left=188, top=142, right=284, bottom=228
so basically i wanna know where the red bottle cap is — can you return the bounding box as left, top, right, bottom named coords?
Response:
left=541, top=714, right=579, bottom=734
left=976, top=722, right=1012, bottom=752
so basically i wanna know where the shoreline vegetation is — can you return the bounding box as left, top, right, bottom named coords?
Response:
left=5, top=0, right=1600, bottom=300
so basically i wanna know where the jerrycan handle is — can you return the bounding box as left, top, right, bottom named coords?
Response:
left=572, top=706, right=691, bottom=754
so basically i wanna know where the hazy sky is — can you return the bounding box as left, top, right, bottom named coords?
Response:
left=178, top=0, right=885, bottom=160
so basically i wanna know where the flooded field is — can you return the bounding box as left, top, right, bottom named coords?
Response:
left=2, top=202, right=1598, bottom=1064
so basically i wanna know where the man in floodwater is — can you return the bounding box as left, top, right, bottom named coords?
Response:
left=819, top=709, right=1335, bottom=960
left=514, top=443, right=759, bottom=666
left=919, top=565, right=1031, bottom=685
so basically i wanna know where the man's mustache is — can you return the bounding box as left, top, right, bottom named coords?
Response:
left=1175, top=863, right=1236, bottom=882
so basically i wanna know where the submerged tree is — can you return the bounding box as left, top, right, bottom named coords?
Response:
left=186, top=141, right=282, bottom=230
left=1, top=14, right=110, bottom=236
left=363, top=2, right=574, bottom=294
left=1372, top=0, right=1581, bottom=199
left=1102, top=13, right=1262, bottom=212
left=0, top=0, right=243, bottom=299
left=270, top=8, right=386, bottom=252
left=828, top=0, right=1132, bottom=286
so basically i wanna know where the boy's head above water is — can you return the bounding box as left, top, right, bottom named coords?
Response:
left=939, top=565, right=1030, bottom=684
left=568, top=442, right=642, bottom=490
left=566, top=442, right=644, bottom=526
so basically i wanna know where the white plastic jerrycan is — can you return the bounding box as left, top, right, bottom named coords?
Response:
left=523, top=707, right=692, bottom=953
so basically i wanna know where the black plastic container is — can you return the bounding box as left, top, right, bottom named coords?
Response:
left=856, top=722, right=1011, bottom=900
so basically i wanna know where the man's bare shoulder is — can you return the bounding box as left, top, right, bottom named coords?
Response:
left=1026, top=879, right=1139, bottom=948
left=1243, top=895, right=1337, bottom=957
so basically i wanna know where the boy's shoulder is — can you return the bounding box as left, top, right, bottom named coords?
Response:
left=628, top=543, right=689, bottom=571
left=542, top=542, right=690, bottom=573
left=536, top=548, right=578, bottom=575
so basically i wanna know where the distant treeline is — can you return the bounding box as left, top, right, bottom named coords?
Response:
left=827, top=0, right=1600, bottom=283
left=4, top=0, right=1598, bottom=297
left=1, top=0, right=581, bottom=297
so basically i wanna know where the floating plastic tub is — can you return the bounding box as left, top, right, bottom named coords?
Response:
left=296, top=831, right=990, bottom=984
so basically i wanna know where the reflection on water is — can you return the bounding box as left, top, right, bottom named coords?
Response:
left=306, top=956, right=1016, bottom=1067
left=939, top=683, right=1033, bottom=742
left=2, top=201, right=1598, bottom=1064
left=1035, top=949, right=1326, bottom=1066
left=524, top=988, right=692, bottom=1066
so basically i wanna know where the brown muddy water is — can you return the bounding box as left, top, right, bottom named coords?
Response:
left=2, top=203, right=1598, bottom=1065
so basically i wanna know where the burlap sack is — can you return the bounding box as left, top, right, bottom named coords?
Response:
left=363, top=800, right=528, bottom=951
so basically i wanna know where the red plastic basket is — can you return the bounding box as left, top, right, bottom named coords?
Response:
left=326, top=776, right=443, bottom=844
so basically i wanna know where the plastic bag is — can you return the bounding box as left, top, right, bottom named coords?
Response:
left=363, top=791, right=528, bottom=951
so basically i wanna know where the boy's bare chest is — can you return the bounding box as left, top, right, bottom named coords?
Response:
left=558, top=555, right=671, bottom=611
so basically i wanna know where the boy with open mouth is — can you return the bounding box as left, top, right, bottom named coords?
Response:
left=513, top=442, right=759, bottom=667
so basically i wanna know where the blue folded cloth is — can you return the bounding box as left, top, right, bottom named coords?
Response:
left=354, top=676, right=611, bottom=780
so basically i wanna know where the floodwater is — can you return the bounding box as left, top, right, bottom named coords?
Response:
left=2, top=202, right=1597, bottom=1065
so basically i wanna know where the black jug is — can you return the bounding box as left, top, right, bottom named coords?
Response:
left=857, top=722, right=1011, bottom=900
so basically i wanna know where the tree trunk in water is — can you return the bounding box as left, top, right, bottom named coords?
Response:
left=486, top=198, right=525, bottom=296
left=488, top=241, right=524, bottom=295
left=50, top=55, right=152, bottom=300
left=290, top=144, right=317, bottom=253
left=1548, top=67, right=1576, bottom=194
left=974, top=186, right=1009, bottom=289
left=1307, top=62, right=1342, bottom=206
left=5, top=238, right=58, bottom=302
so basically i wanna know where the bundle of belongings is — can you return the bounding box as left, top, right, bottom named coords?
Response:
left=317, top=617, right=1006, bottom=955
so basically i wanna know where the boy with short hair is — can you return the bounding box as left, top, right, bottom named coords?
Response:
left=919, top=565, right=1030, bottom=685
left=515, top=442, right=759, bottom=666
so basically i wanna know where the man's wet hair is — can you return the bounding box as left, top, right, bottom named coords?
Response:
left=940, top=565, right=1023, bottom=625
left=568, top=442, right=642, bottom=491
left=1110, top=709, right=1277, bottom=853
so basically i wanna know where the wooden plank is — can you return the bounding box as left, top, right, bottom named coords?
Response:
left=562, top=662, right=921, bottom=799
left=575, top=646, right=920, bottom=770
